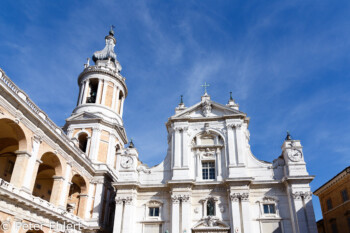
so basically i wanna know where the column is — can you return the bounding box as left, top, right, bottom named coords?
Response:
left=182, top=127, right=189, bottom=167
left=226, top=125, right=236, bottom=166
left=196, top=150, right=201, bottom=181
left=92, top=182, right=105, bottom=219
left=29, top=159, right=43, bottom=191
left=171, top=195, right=180, bottom=233
left=111, top=85, right=117, bottom=109
left=82, top=79, right=90, bottom=104
left=107, top=134, right=117, bottom=166
left=10, top=151, right=31, bottom=188
left=230, top=193, right=242, bottom=233
left=216, top=148, right=222, bottom=180
left=101, top=80, right=108, bottom=105
left=11, top=217, right=23, bottom=233
left=96, top=79, right=103, bottom=104
left=78, top=194, right=89, bottom=218
left=241, top=193, right=251, bottom=233
left=90, top=127, right=101, bottom=162
left=58, top=162, right=72, bottom=209
left=113, top=199, right=124, bottom=233
left=78, top=81, right=85, bottom=105
left=122, top=197, right=135, bottom=233
left=50, top=176, right=65, bottom=206
left=173, top=128, right=181, bottom=168
left=86, top=136, right=92, bottom=156
left=235, top=124, right=245, bottom=165
left=21, top=135, right=42, bottom=192
left=181, top=195, right=191, bottom=233
left=85, top=182, right=95, bottom=219
left=304, top=194, right=318, bottom=233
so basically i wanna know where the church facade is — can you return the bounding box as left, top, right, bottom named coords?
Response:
left=0, top=29, right=317, bottom=233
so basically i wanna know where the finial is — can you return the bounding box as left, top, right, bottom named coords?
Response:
left=109, top=25, right=115, bottom=36
left=229, top=91, right=233, bottom=100
left=180, top=95, right=183, bottom=104
left=201, top=82, right=210, bottom=94
left=128, top=138, right=134, bottom=148
left=285, top=131, right=292, bottom=140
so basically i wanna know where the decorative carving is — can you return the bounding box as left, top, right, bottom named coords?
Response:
left=194, top=207, right=199, bottom=213
left=230, top=192, right=249, bottom=202
left=137, top=165, right=151, bottom=174
left=202, top=99, right=212, bottom=117
left=292, top=191, right=312, bottom=200
left=202, top=216, right=219, bottom=227
left=171, top=194, right=190, bottom=203
left=202, top=148, right=215, bottom=157
left=227, top=122, right=242, bottom=129
left=219, top=204, right=225, bottom=213
left=115, top=196, right=133, bottom=205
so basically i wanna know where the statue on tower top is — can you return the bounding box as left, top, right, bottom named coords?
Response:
left=92, top=26, right=122, bottom=72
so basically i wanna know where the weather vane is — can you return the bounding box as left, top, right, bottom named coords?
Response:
left=201, top=82, right=210, bottom=94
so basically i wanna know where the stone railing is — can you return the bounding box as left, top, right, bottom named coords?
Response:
left=0, top=178, right=84, bottom=224
left=0, top=68, right=90, bottom=161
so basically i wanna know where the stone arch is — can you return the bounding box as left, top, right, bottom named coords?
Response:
left=32, top=152, right=63, bottom=204
left=67, top=174, right=88, bottom=218
left=26, top=230, right=44, bottom=233
left=0, top=118, right=28, bottom=183
left=190, top=129, right=225, bottom=146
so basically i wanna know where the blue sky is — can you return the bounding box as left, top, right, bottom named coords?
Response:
left=1, top=0, right=350, bottom=221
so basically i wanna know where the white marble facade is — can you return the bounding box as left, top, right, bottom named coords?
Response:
left=113, top=91, right=318, bottom=233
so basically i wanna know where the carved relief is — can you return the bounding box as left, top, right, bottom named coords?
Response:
left=202, top=99, right=212, bottom=117
left=292, top=191, right=312, bottom=200
left=230, top=192, right=249, bottom=202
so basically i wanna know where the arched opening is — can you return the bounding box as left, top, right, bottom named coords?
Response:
left=67, top=174, right=87, bottom=217
left=86, top=79, right=99, bottom=103
left=117, top=92, right=124, bottom=114
left=0, top=118, right=27, bottom=183
left=26, top=230, right=44, bottom=233
left=78, top=133, right=88, bottom=153
left=33, top=152, right=62, bottom=204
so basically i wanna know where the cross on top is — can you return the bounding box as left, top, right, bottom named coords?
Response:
left=201, top=82, right=210, bottom=94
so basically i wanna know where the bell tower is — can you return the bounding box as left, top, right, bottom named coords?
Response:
left=64, top=27, right=128, bottom=166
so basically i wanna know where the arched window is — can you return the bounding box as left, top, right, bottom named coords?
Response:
left=87, top=79, right=99, bottom=103
left=117, top=92, right=124, bottom=114
left=78, top=133, right=88, bottom=152
left=207, top=198, right=215, bottom=216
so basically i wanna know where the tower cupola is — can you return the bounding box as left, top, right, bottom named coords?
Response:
left=72, top=27, right=128, bottom=125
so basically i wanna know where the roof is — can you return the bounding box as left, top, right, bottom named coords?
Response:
left=314, top=166, right=350, bottom=195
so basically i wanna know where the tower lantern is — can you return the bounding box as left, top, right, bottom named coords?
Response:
left=64, top=27, right=128, bottom=164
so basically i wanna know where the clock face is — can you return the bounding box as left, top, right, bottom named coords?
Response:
left=121, top=156, right=134, bottom=168
left=287, top=149, right=303, bottom=162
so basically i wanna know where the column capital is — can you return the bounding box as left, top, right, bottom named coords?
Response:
left=230, top=192, right=249, bottom=202
left=292, top=191, right=312, bottom=200
left=226, top=123, right=242, bottom=129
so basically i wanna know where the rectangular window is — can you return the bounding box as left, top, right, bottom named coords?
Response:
left=341, top=189, right=349, bottom=202
left=326, top=198, right=333, bottom=210
left=149, top=207, right=159, bottom=217
left=202, top=162, right=215, bottom=180
left=263, top=204, right=276, bottom=214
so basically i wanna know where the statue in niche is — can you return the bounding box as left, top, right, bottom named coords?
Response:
left=207, top=199, right=215, bottom=216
